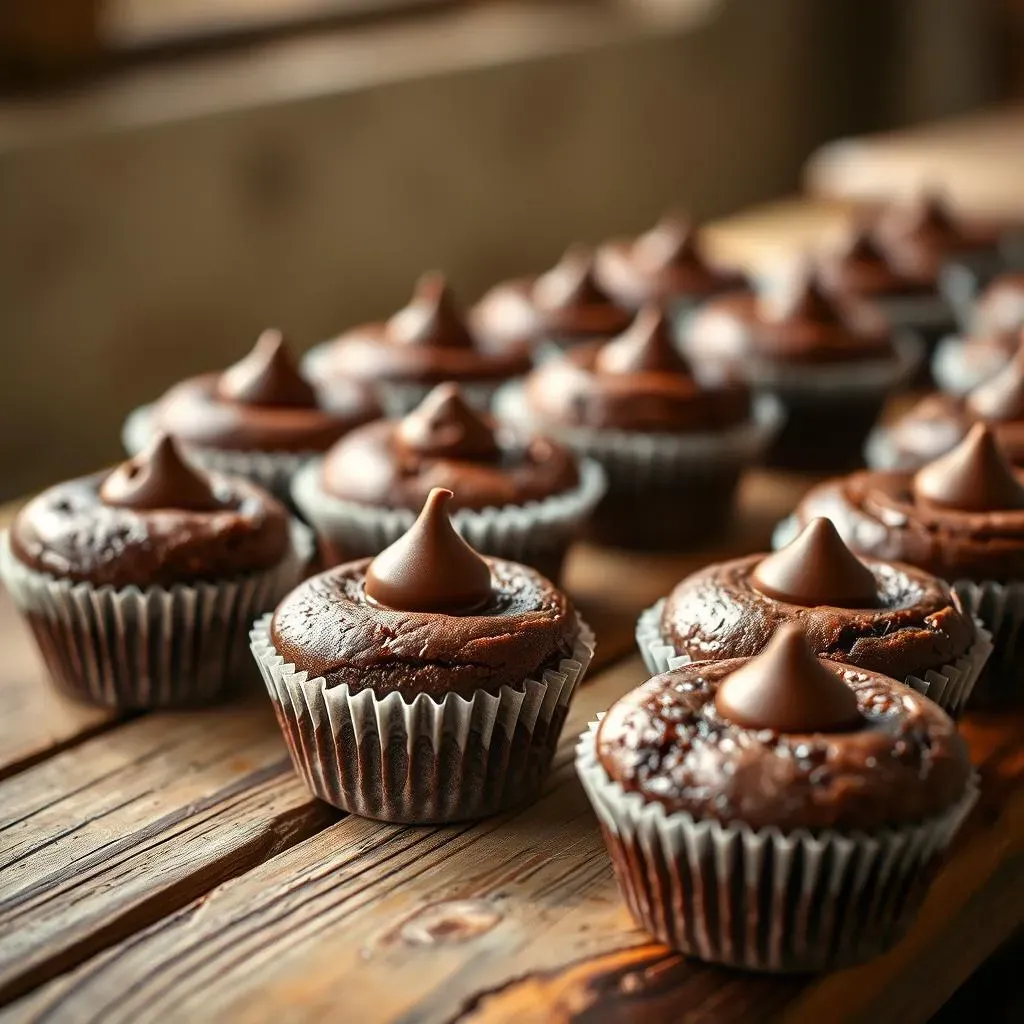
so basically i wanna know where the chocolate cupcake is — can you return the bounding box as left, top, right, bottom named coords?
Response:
left=780, top=424, right=1024, bottom=704
left=291, top=382, right=604, bottom=582
left=494, top=305, right=779, bottom=550
left=867, top=346, right=1024, bottom=471
left=594, top=213, right=747, bottom=318
left=0, top=436, right=312, bottom=708
left=303, top=273, right=532, bottom=416
left=683, top=267, right=920, bottom=471
left=123, top=329, right=380, bottom=506
left=251, top=487, right=594, bottom=823
left=471, top=246, right=631, bottom=358
left=637, top=517, right=990, bottom=715
left=577, top=623, right=977, bottom=972
left=933, top=272, right=1024, bottom=395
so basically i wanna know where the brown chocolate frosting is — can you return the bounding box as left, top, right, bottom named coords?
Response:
left=751, top=517, right=880, bottom=608
left=713, top=623, right=863, bottom=733
left=269, top=553, right=577, bottom=699
left=791, top=427, right=1024, bottom=582
left=876, top=193, right=996, bottom=279
left=595, top=214, right=747, bottom=310
left=596, top=653, right=970, bottom=831
left=320, top=383, right=580, bottom=512
left=661, top=539, right=976, bottom=680
left=471, top=247, right=631, bottom=347
left=364, top=488, right=494, bottom=613
left=684, top=269, right=893, bottom=369
left=972, top=271, right=1024, bottom=340
left=11, top=440, right=291, bottom=588
left=150, top=332, right=380, bottom=453
left=312, top=274, right=532, bottom=387
left=523, top=310, right=751, bottom=434
left=819, top=225, right=932, bottom=299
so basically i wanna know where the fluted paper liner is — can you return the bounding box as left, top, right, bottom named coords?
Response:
left=576, top=718, right=978, bottom=972
left=290, top=456, right=606, bottom=570
left=494, top=384, right=783, bottom=484
left=636, top=600, right=991, bottom=718
left=250, top=613, right=595, bottom=823
left=951, top=579, right=1024, bottom=704
left=0, top=521, right=313, bottom=709
left=123, top=403, right=315, bottom=506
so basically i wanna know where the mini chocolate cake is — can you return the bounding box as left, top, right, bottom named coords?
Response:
left=641, top=517, right=986, bottom=714
left=499, top=305, right=773, bottom=549
left=683, top=268, right=914, bottom=471
left=304, top=273, right=532, bottom=415
left=292, top=382, right=602, bottom=580
left=251, top=487, right=594, bottom=823
left=594, top=213, right=747, bottom=314
left=869, top=347, right=1024, bottom=471
left=471, top=246, right=631, bottom=354
left=787, top=424, right=1024, bottom=702
left=1, top=436, right=308, bottom=707
left=125, top=330, right=380, bottom=505
left=576, top=624, right=976, bottom=972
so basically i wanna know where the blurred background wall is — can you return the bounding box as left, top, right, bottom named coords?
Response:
left=0, top=0, right=1021, bottom=497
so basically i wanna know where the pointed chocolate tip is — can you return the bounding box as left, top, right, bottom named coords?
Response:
left=396, top=383, right=500, bottom=460
left=100, top=434, right=224, bottom=512
left=594, top=304, right=691, bottom=376
left=632, top=212, right=700, bottom=271
left=840, top=224, right=888, bottom=264
left=914, top=423, right=1024, bottom=512
left=533, top=245, right=609, bottom=311
left=752, top=518, right=879, bottom=609
left=768, top=265, right=843, bottom=324
left=387, top=273, right=475, bottom=350
left=714, top=622, right=863, bottom=734
left=966, top=345, right=1024, bottom=422
left=364, top=487, right=494, bottom=613
left=217, top=329, right=317, bottom=408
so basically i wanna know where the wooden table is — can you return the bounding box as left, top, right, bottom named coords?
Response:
left=1, top=469, right=1022, bottom=1024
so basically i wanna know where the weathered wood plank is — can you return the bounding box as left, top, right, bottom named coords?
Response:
left=0, top=699, right=337, bottom=1005
left=10, top=657, right=1021, bottom=1024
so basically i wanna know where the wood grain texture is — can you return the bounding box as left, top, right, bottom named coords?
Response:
left=0, top=699, right=337, bottom=1005
left=9, top=658, right=1023, bottom=1024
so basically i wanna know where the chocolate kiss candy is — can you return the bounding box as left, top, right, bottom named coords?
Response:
left=632, top=213, right=701, bottom=272
left=396, top=383, right=500, bottom=460
left=217, top=329, right=317, bottom=408
left=387, top=273, right=475, bottom=349
left=895, top=191, right=961, bottom=247
left=101, top=435, right=223, bottom=512
left=966, top=347, right=1024, bottom=422
left=714, top=622, right=863, bottom=733
left=766, top=266, right=843, bottom=325
left=364, top=487, right=493, bottom=613
left=594, top=305, right=691, bottom=376
left=751, top=517, right=879, bottom=608
left=914, top=423, right=1024, bottom=512
left=533, top=246, right=610, bottom=311
left=838, top=225, right=891, bottom=266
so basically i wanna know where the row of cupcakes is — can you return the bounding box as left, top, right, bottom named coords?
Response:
left=0, top=429, right=988, bottom=975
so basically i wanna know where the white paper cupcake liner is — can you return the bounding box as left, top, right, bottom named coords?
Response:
left=290, top=456, right=606, bottom=575
left=123, top=403, right=316, bottom=507
left=636, top=600, right=991, bottom=718
left=742, top=331, right=923, bottom=397
left=250, top=612, right=595, bottom=823
left=576, top=718, right=978, bottom=972
left=494, top=384, right=783, bottom=487
left=771, top=514, right=801, bottom=552
left=932, top=335, right=1011, bottom=396
left=951, top=579, right=1024, bottom=704
left=0, top=521, right=313, bottom=709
